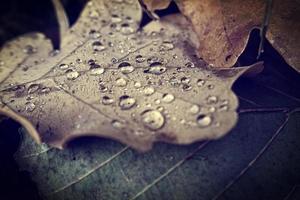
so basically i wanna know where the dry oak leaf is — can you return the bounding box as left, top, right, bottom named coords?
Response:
left=0, top=0, right=262, bottom=151
left=143, top=0, right=300, bottom=72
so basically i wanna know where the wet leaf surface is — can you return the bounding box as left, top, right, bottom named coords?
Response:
left=0, top=0, right=259, bottom=151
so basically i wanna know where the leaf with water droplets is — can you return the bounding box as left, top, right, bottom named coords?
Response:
left=0, top=0, right=263, bottom=151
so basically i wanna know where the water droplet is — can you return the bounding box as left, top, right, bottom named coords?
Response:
left=120, top=23, right=134, bottom=35
left=219, top=104, right=229, bottom=111
left=157, top=106, right=164, bottom=112
left=118, top=62, right=134, bottom=74
left=99, top=83, right=108, bottom=93
left=25, top=102, right=36, bottom=112
left=135, top=55, right=145, bottom=63
left=162, top=93, right=175, bottom=103
left=119, top=95, right=136, bottom=110
left=89, top=10, right=100, bottom=19
left=102, top=96, right=114, bottom=105
left=144, top=62, right=166, bottom=75
left=76, top=58, right=83, bottom=64
left=23, top=45, right=37, bottom=54
left=147, top=56, right=159, bottom=64
left=111, top=14, right=122, bottom=23
left=197, top=114, right=212, bottom=127
left=141, top=109, right=165, bottom=130
left=58, top=63, right=69, bottom=70
left=39, top=87, right=51, bottom=94
left=143, top=86, right=155, bottom=96
left=27, top=84, right=40, bottom=94
left=66, top=71, right=80, bottom=80
left=90, top=68, right=105, bottom=75
left=182, top=84, right=192, bottom=91
left=208, top=84, right=215, bottom=90
left=92, top=41, right=106, bottom=52
left=134, top=82, right=142, bottom=88
left=89, top=29, right=101, bottom=39
left=115, top=77, right=127, bottom=87
left=189, top=105, right=200, bottom=114
left=185, top=62, right=195, bottom=68
left=181, top=77, right=190, bottom=84
left=207, top=96, right=218, bottom=104
left=169, top=77, right=180, bottom=87
left=197, top=79, right=205, bottom=87
left=111, top=120, right=125, bottom=129
left=159, top=41, right=174, bottom=51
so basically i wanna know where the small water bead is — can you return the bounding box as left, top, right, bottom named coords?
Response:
left=159, top=41, right=174, bottom=51
left=119, top=95, right=136, bottom=110
left=197, top=114, right=212, bottom=127
left=134, top=82, right=142, bottom=88
left=189, top=105, right=200, bottom=114
left=169, top=77, right=180, bottom=87
left=90, top=68, right=105, bottom=75
left=182, top=84, right=192, bottom=91
left=76, top=58, right=83, bottom=64
left=208, top=106, right=216, bottom=112
left=89, top=10, right=100, bottom=19
left=102, top=96, right=114, bottom=105
left=120, top=23, right=134, bottom=35
left=143, top=86, right=155, bottom=96
left=207, top=95, right=218, bottom=104
left=111, top=14, right=122, bottom=23
left=181, top=77, right=190, bottom=84
left=155, top=99, right=161, bottom=104
left=141, top=109, right=165, bottom=131
left=144, top=62, right=166, bottom=75
left=185, top=62, right=195, bottom=68
left=157, top=106, right=164, bottom=112
left=135, top=55, right=146, bottom=63
left=23, top=45, right=37, bottom=54
left=118, top=62, right=135, bottom=74
left=59, top=63, right=69, bottom=70
left=27, top=84, right=40, bottom=94
left=208, top=84, right=215, bottom=90
left=99, top=83, right=108, bottom=93
left=92, top=41, right=106, bottom=52
left=115, top=77, right=127, bottom=87
left=89, top=29, right=101, bottom=39
left=111, top=120, right=125, bottom=129
left=147, top=56, right=159, bottom=64
left=162, top=93, right=175, bottom=103
left=197, top=79, right=205, bottom=87
left=66, top=71, right=80, bottom=80
left=219, top=104, right=229, bottom=111
left=25, top=102, right=36, bottom=112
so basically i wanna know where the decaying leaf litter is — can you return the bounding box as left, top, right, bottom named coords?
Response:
left=2, top=0, right=297, bottom=152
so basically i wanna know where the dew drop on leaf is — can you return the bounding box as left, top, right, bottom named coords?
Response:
left=90, top=68, right=105, bottom=75
left=25, top=102, right=36, bottom=112
left=143, top=86, right=155, bottom=96
left=66, top=71, right=80, bottom=80
left=141, top=109, right=165, bottom=131
left=197, top=114, right=212, bottom=127
left=161, top=93, right=175, bottom=103
left=118, top=62, right=134, bottom=74
left=115, top=77, right=127, bottom=87
left=189, top=105, right=200, bottom=114
left=207, top=96, right=218, bottom=104
left=135, top=55, right=146, bottom=63
left=119, top=95, right=136, bottom=110
left=102, top=96, right=114, bottom=105
left=144, top=62, right=166, bottom=75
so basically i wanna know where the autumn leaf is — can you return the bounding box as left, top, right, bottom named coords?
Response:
left=0, top=0, right=263, bottom=151
left=142, top=0, right=300, bottom=72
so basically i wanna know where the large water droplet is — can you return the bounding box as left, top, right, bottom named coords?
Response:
left=197, top=114, right=212, bottom=127
left=102, top=96, right=114, bottom=105
left=162, top=93, right=175, bottom=103
left=119, top=95, right=136, bottom=110
left=118, top=62, right=135, bottom=74
left=141, top=109, right=165, bottom=130
left=144, top=62, right=166, bottom=75
left=115, top=77, right=127, bottom=87
left=143, top=86, right=155, bottom=96
left=25, top=102, right=36, bottom=112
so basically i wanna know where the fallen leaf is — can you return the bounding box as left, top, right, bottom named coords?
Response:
left=0, top=0, right=262, bottom=151
left=142, top=0, right=300, bottom=72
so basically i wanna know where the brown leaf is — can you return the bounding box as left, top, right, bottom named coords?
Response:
left=143, top=0, right=300, bottom=72
left=0, top=0, right=262, bottom=151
